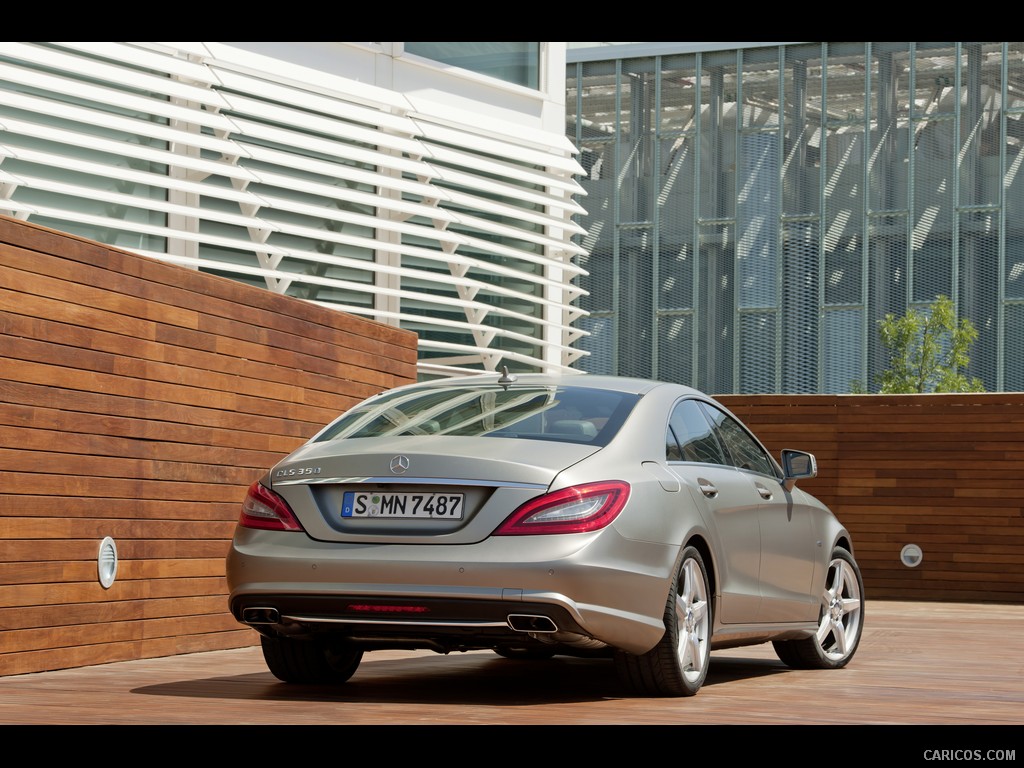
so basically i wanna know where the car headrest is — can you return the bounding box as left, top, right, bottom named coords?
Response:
left=551, top=419, right=598, bottom=438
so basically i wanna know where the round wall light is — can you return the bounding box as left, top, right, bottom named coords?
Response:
left=900, top=543, right=923, bottom=568
left=98, top=536, right=118, bottom=588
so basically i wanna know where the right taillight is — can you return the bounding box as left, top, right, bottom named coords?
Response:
left=238, top=481, right=304, bottom=531
left=494, top=480, right=630, bottom=535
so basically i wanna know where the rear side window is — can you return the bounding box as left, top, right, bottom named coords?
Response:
left=667, top=399, right=728, bottom=464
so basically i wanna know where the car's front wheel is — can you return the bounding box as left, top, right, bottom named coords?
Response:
left=615, top=546, right=712, bottom=696
left=773, top=546, right=864, bottom=669
left=260, top=634, right=363, bottom=684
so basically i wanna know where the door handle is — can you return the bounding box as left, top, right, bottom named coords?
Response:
left=755, top=483, right=773, bottom=500
left=698, top=478, right=718, bottom=498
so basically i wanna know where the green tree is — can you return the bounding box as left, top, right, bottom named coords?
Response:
left=858, top=295, right=985, bottom=394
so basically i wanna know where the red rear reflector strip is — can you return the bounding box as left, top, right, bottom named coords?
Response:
left=346, top=604, right=429, bottom=614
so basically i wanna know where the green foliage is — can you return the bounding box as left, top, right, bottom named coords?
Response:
left=859, top=295, right=986, bottom=394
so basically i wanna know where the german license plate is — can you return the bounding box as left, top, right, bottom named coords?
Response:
left=341, top=491, right=464, bottom=519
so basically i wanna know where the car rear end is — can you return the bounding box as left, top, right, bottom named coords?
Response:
left=226, top=376, right=671, bottom=656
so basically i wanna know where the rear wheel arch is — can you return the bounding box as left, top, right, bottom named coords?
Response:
left=680, top=534, right=717, bottom=602
left=615, top=544, right=713, bottom=696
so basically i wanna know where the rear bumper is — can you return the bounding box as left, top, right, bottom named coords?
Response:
left=229, top=592, right=593, bottom=653
left=226, top=527, right=676, bottom=655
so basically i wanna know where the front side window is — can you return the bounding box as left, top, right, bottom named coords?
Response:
left=698, top=403, right=776, bottom=476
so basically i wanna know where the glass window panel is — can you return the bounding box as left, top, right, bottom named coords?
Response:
left=666, top=425, right=682, bottom=461
left=668, top=398, right=726, bottom=464
left=404, top=43, right=539, bottom=89
left=699, top=401, right=775, bottom=475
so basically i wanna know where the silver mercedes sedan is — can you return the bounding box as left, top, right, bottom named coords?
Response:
left=226, top=371, right=864, bottom=697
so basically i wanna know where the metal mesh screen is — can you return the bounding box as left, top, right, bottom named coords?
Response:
left=569, top=42, right=1024, bottom=392
left=782, top=220, right=820, bottom=393
left=823, top=308, right=863, bottom=393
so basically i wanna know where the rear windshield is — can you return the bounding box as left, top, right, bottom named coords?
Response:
left=313, top=385, right=639, bottom=447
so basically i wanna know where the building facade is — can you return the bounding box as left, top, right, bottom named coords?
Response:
left=567, top=42, right=1024, bottom=393
left=0, top=42, right=587, bottom=379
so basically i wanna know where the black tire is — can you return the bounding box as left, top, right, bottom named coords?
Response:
left=773, top=546, right=865, bottom=670
left=615, top=546, right=712, bottom=697
left=493, top=646, right=558, bottom=660
left=260, top=635, right=363, bottom=684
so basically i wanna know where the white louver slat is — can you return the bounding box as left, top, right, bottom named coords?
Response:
left=0, top=42, right=590, bottom=376
left=51, top=42, right=222, bottom=85
left=0, top=146, right=266, bottom=207
left=251, top=168, right=458, bottom=225
left=424, top=144, right=584, bottom=196
left=0, top=61, right=236, bottom=132
left=412, top=119, right=587, bottom=177
left=12, top=173, right=278, bottom=234
left=188, top=211, right=560, bottom=308
left=4, top=42, right=230, bottom=108
left=141, top=247, right=574, bottom=331
left=221, top=93, right=425, bottom=157
left=0, top=91, right=243, bottom=158
left=0, top=115, right=258, bottom=184
left=26, top=204, right=289, bottom=258
left=434, top=164, right=588, bottom=217
left=239, top=143, right=448, bottom=200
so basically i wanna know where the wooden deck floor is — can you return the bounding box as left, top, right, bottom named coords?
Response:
left=1, top=599, right=1022, bottom=732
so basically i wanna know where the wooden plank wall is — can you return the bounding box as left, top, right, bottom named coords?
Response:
left=0, top=216, right=419, bottom=676
left=720, top=394, right=1024, bottom=604
left=1, top=215, right=1021, bottom=677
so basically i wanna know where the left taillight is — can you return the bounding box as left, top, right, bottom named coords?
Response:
left=238, top=481, right=304, bottom=531
left=494, top=480, right=630, bottom=535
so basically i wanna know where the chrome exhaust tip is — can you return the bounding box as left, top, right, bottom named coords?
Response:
left=507, top=614, right=558, bottom=633
left=241, top=607, right=281, bottom=625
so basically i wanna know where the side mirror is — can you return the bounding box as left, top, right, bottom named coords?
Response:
left=781, top=449, right=817, bottom=492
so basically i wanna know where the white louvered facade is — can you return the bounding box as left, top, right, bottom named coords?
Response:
left=0, top=42, right=589, bottom=377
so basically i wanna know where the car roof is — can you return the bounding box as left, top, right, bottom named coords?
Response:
left=389, top=372, right=704, bottom=398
